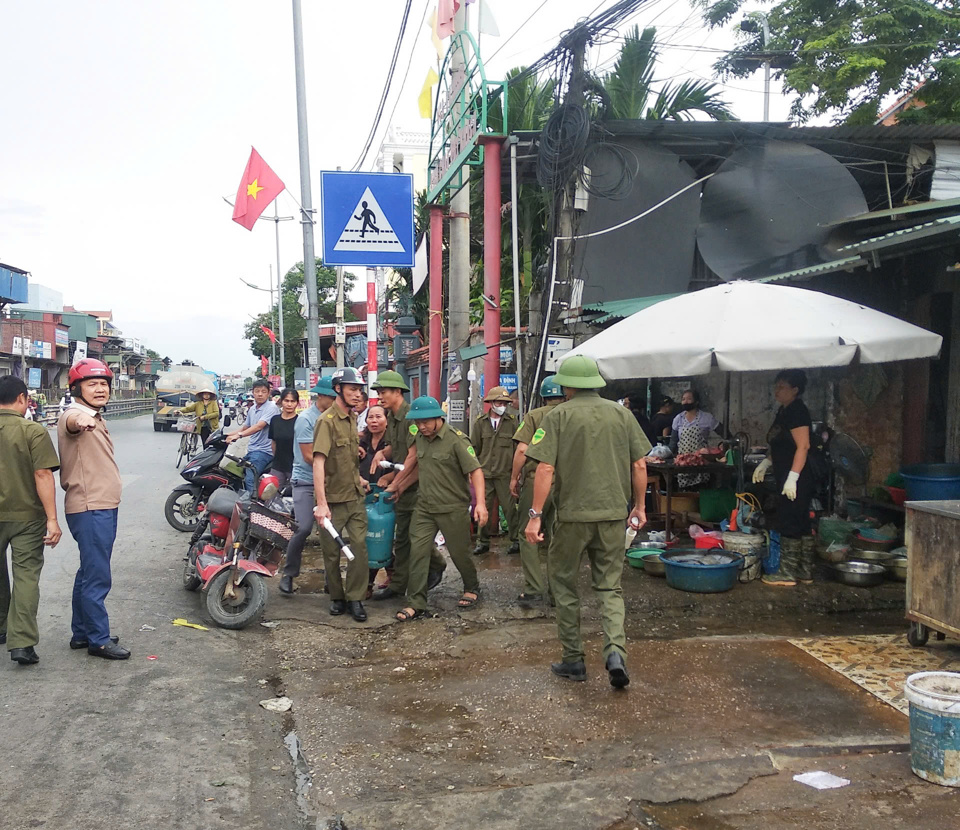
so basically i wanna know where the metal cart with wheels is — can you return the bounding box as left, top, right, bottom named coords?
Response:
left=904, top=500, right=960, bottom=647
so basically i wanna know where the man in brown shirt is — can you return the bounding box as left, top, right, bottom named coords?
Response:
left=58, top=359, right=128, bottom=660
left=313, top=367, right=370, bottom=622
left=0, top=376, right=62, bottom=666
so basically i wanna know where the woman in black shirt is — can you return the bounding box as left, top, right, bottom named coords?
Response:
left=268, top=388, right=300, bottom=488
left=752, top=370, right=814, bottom=586
left=358, top=404, right=388, bottom=484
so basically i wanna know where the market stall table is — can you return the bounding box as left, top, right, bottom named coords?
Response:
left=646, top=461, right=744, bottom=541
left=904, top=500, right=960, bottom=646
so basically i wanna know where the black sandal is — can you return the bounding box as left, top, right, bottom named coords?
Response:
left=458, top=590, right=481, bottom=608
left=396, top=607, right=427, bottom=622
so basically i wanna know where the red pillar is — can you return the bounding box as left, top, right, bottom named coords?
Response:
left=482, top=137, right=504, bottom=395
left=428, top=205, right=444, bottom=400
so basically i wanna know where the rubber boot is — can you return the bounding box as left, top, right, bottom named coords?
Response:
left=762, top=536, right=798, bottom=587
left=796, top=536, right=816, bottom=584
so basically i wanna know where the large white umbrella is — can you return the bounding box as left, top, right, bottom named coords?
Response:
left=567, top=281, right=942, bottom=379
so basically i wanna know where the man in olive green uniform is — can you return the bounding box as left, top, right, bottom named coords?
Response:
left=471, top=386, right=519, bottom=554
left=312, top=367, right=370, bottom=622
left=510, top=376, right=565, bottom=606
left=369, top=371, right=445, bottom=600
left=385, top=397, right=488, bottom=621
left=525, top=356, right=650, bottom=689
left=0, top=376, right=63, bottom=665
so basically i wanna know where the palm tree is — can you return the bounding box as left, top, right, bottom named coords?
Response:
left=602, top=26, right=737, bottom=121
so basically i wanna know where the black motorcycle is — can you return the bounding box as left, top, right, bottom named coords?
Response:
left=164, top=428, right=244, bottom=532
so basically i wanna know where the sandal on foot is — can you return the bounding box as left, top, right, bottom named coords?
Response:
left=396, top=607, right=427, bottom=622
left=458, top=590, right=481, bottom=609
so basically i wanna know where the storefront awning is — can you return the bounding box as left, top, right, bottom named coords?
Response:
left=582, top=293, right=681, bottom=325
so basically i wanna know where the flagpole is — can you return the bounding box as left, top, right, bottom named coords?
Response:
left=268, top=265, right=277, bottom=375
left=274, top=203, right=286, bottom=382
left=292, top=0, right=322, bottom=379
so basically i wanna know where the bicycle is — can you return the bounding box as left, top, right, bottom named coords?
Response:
left=175, top=415, right=199, bottom=468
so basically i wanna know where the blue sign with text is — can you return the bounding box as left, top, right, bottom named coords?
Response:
left=320, top=172, right=415, bottom=267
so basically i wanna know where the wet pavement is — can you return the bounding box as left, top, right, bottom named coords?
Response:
left=255, top=536, right=959, bottom=829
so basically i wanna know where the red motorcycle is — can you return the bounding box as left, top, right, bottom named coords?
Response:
left=182, top=469, right=296, bottom=629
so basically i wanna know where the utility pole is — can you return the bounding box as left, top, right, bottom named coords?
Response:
left=292, top=0, right=321, bottom=377
left=761, top=14, right=771, bottom=122
left=335, top=266, right=345, bottom=368
left=268, top=266, right=277, bottom=374
left=446, top=2, right=471, bottom=429
left=273, top=203, right=287, bottom=381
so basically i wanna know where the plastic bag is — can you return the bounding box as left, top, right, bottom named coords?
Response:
left=688, top=524, right=723, bottom=542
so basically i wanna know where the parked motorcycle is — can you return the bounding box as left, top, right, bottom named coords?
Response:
left=182, top=468, right=296, bottom=629
left=164, top=427, right=244, bottom=532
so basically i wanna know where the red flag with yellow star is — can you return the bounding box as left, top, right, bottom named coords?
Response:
left=232, top=147, right=285, bottom=231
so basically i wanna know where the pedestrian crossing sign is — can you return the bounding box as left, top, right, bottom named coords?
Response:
left=320, top=172, right=415, bottom=267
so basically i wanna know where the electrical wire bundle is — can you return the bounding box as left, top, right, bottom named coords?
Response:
left=536, top=103, right=592, bottom=190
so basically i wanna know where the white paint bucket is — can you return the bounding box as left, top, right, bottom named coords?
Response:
left=904, top=671, right=960, bottom=787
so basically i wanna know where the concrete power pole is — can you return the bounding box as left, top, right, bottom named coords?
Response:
left=292, top=0, right=321, bottom=376
left=446, top=2, right=471, bottom=429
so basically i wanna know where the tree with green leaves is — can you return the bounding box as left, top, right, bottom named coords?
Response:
left=242, top=259, right=357, bottom=384
left=601, top=26, right=737, bottom=121
left=696, top=0, right=960, bottom=124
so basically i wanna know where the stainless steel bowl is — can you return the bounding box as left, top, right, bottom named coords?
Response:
left=634, top=541, right=667, bottom=551
left=849, top=548, right=897, bottom=563
left=883, top=556, right=908, bottom=582
left=832, top=561, right=887, bottom=587
left=851, top=536, right=898, bottom=553
left=641, top=553, right=666, bottom=577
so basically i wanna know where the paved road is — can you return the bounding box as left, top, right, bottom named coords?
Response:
left=0, top=415, right=302, bottom=830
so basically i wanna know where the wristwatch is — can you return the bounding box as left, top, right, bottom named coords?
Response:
left=528, top=508, right=543, bottom=519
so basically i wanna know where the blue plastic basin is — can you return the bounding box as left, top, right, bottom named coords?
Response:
left=900, top=464, right=960, bottom=502
left=661, top=549, right=743, bottom=593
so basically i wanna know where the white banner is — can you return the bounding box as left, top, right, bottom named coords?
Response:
left=72, top=341, right=88, bottom=365
left=412, top=235, right=428, bottom=295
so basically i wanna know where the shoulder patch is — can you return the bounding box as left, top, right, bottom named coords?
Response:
left=325, top=412, right=335, bottom=419
left=531, top=427, right=546, bottom=445
left=517, top=420, right=525, bottom=431
left=467, top=445, right=477, bottom=457
left=409, top=424, right=419, bottom=435
left=454, top=429, right=465, bottom=437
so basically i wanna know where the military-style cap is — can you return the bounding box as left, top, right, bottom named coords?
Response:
left=539, top=375, right=564, bottom=398
left=332, top=366, right=365, bottom=387
left=310, top=376, right=336, bottom=397
left=482, top=385, right=513, bottom=403
left=405, top=396, right=445, bottom=419
left=553, top=355, right=606, bottom=389
left=371, top=370, right=409, bottom=392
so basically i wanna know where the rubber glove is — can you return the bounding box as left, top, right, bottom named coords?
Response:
left=782, top=471, right=800, bottom=501
left=752, top=458, right=772, bottom=484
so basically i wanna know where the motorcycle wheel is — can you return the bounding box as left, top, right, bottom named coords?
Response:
left=182, top=542, right=203, bottom=592
left=205, top=569, right=267, bottom=630
left=164, top=489, right=203, bottom=532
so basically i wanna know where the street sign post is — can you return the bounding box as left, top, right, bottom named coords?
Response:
left=320, top=172, right=415, bottom=267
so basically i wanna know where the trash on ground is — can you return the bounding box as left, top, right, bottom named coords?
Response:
left=793, top=771, right=851, bottom=789
left=172, top=618, right=209, bottom=631
left=138, top=624, right=156, bottom=631
left=147, top=655, right=158, bottom=661
left=392, top=666, right=406, bottom=672
left=260, top=621, right=281, bottom=628
left=260, top=696, right=293, bottom=713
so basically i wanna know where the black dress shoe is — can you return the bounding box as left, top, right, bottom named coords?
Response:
left=278, top=575, right=294, bottom=595
left=506, top=541, right=520, bottom=555
left=550, top=660, right=586, bottom=681
left=472, top=541, right=489, bottom=555
left=427, top=569, right=445, bottom=590
left=330, top=599, right=347, bottom=616
left=372, top=586, right=399, bottom=600
left=606, top=652, right=630, bottom=689
left=10, top=646, right=39, bottom=665
left=347, top=600, right=367, bottom=622
left=70, top=635, right=119, bottom=650
left=0, top=632, right=6, bottom=645
left=88, top=642, right=130, bottom=660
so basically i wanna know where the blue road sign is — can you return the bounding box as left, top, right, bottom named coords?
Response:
left=320, top=172, right=415, bottom=267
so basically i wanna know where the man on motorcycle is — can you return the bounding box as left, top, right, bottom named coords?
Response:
left=279, top=376, right=337, bottom=595
left=58, top=358, right=129, bottom=660
left=312, top=368, right=370, bottom=622
left=226, top=379, right=278, bottom=492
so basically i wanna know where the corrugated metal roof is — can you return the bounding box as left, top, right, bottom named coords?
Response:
left=823, top=196, right=960, bottom=227
left=837, top=214, right=960, bottom=254
left=754, top=256, right=867, bottom=283
left=583, top=293, right=680, bottom=325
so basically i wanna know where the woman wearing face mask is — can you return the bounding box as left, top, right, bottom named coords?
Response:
left=670, top=389, right=723, bottom=489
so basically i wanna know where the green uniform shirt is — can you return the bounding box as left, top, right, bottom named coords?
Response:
left=414, top=422, right=480, bottom=513
left=313, top=403, right=363, bottom=503
left=524, top=390, right=651, bottom=522
left=470, top=411, right=518, bottom=479
left=0, top=409, right=60, bottom=522
left=384, top=400, right=418, bottom=507
left=513, top=400, right=562, bottom=485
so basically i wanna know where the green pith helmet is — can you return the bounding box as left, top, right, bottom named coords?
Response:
left=405, top=396, right=445, bottom=420
left=539, top=375, right=564, bottom=399
left=310, top=376, right=336, bottom=397
left=372, top=370, right=410, bottom=392
left=553, top=355, right=606, bottom=389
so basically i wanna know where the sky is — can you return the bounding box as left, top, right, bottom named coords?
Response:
left=0, top=0, right=790, bottom=375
